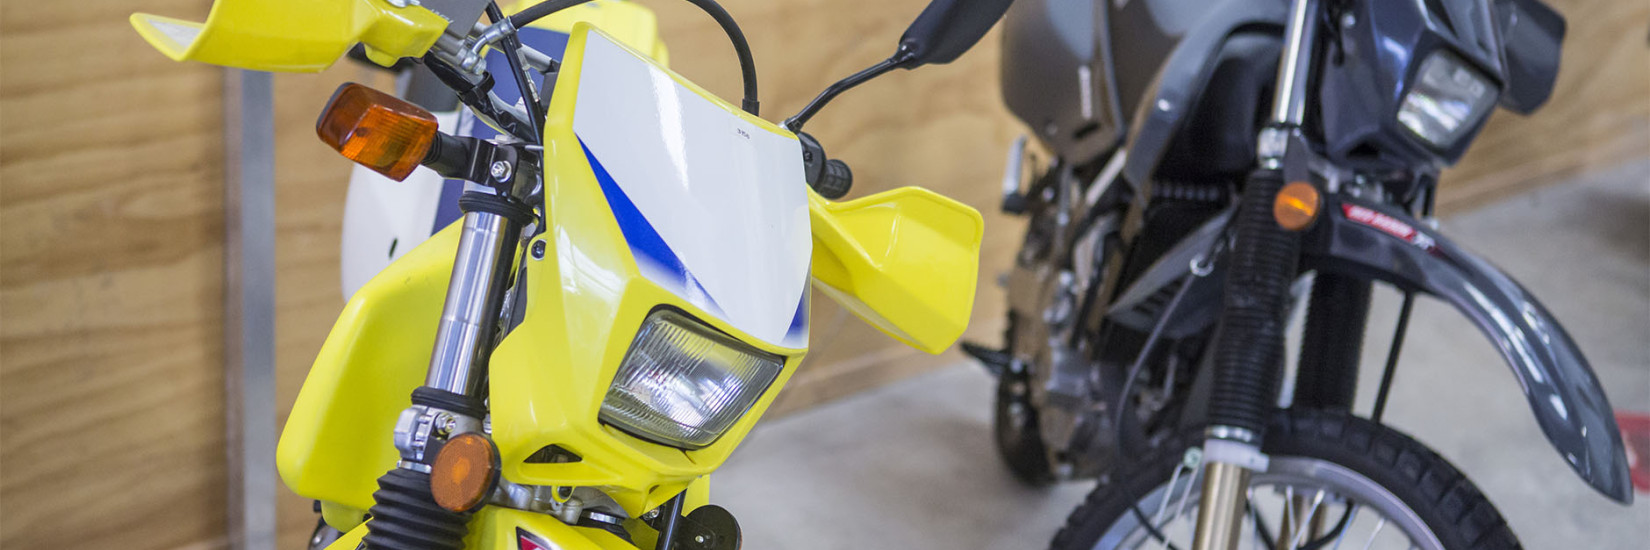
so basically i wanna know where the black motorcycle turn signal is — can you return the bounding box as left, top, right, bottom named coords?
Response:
left=430, top=432, right=499, bottom=513
left=316, top=83, right=438, bottom=182
left=1274, top=181, right=1321, bottom=231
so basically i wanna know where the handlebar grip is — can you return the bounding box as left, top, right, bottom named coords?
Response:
left=813, top=159, right=853, bottom=199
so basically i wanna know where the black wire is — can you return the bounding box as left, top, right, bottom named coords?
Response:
left=421, top=53, right=538, bottom=142
left=507, top=0, right=593, bottom=32
left=1298, top=503, right=1357, bottom=550
left=1114, top=274, right=1199, bottom=550
left=1371, top=175, right=1433, bottom=424
left=1370, top=291, right=1413, bottom=424
left=486, top=2, right=544, bottom=142
left=1249, top=503, right=1278, bottom=549
left=509, top=0, right=761, bottom=115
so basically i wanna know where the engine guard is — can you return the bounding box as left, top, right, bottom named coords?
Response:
left=1304, top=195, right=1633, bottom=503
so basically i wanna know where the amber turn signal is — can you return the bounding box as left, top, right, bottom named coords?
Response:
left=316, top=83, right=437, bottom=181
left=1273, top=181, right=1321, bottom=231
left=430, top=432, right=499, bottom=513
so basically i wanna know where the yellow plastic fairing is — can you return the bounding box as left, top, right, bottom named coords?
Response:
left=323, top=507, right=640, bottom=550
left=809, top=187, right=984, bottom=354
left=277, top=222, right=460, bottom=511
left=131, top=0, right=447, bottom=72
left=481, top=25, right=808, bottom=516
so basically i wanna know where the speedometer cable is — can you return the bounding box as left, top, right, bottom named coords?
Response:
left=508, top=0, right=761, bottom=116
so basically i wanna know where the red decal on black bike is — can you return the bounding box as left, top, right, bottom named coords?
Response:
left=1342, top=204, right=1436, bottom=250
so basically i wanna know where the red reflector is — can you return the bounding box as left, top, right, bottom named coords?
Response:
left=315, top=83, right=437, bottom=181
left=517, top=528, right=551, bottom=550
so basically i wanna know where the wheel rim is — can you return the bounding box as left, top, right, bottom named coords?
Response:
left=1095, top=452, right=1446, bottom=550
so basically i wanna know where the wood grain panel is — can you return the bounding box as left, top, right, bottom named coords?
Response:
left=268, top=65, right=399, bottom=550
left=1440, top=0, right=1649, bottom=213
left=0, top=1, right=228, bottom=549
left=3, top=1, right=1642, bottom=548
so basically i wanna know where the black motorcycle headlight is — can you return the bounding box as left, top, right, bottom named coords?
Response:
left=1398, top=51, right=1498, bottom=149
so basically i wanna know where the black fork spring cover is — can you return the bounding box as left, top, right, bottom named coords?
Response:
left=362, top=469, right=471, bottom=550
left=1206, top=170, right=1300, bottom=440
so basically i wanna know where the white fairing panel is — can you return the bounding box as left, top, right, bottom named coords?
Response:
left=340, top=111, right=461, bottom=298
left=572, top=32, right=811, bottom=348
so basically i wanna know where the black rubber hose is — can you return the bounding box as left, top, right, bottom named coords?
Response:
left=506, top=1, right=593, bottom=31
left=508, top=0, right=760, bottom=115
left=1207, top=170, right=1300, bottom=440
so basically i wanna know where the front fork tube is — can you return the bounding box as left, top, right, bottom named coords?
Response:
left=1194, top=463, right=1254, bottom=550
left=1193, top=0, right=1318, bottom=544
left=426, top=208, right=521, bottom=396
left=365, top=204, right=524, bottom=550
left=1192, top=169, right=1304, bottom=549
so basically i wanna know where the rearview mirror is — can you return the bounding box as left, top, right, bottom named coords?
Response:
left=785, top=0, right=1014, bottom=130
left=896, top=0, right=1016, bottom=67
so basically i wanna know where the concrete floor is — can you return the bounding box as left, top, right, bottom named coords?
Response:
left=713, top=159, right=1650, bottom=549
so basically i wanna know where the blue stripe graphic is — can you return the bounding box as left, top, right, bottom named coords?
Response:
left=579, top=137, right=725, bottom=318
left=785, top=285, right=809, bottom=345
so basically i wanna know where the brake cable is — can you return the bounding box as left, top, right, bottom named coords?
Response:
left=484, top=2, right=546, bottom=141
left=507, top=0, right=761, bottom=115
left=421, top=54, right=538, bottom=143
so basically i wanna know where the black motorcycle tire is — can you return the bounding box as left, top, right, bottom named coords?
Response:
left=994, top=366, right=1058, bottom=486
left=1051, top=409, right=1521, bottom=550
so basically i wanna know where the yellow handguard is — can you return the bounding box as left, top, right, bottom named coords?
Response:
left=809, top=187, right=985, bottom=354
left=130, top=0, right=448, bottom=72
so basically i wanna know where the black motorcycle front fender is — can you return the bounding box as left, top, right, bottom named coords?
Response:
left=1305, top=196, right=1633, bottom=504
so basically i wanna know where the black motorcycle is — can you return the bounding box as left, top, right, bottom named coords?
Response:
left=964, top=0, right=1633, bottom=548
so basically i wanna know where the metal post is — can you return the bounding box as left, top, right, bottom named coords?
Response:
left=224, top=68, right=277, bottom=550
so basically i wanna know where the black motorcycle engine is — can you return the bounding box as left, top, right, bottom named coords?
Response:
left=1004, top=169, right=1128, bottom=479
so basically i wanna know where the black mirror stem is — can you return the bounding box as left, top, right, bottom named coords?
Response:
left=783, top=48, right=918, bottom=132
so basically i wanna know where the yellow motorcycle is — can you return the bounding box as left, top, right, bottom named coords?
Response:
left=131, top=0, right=1009, bottom=548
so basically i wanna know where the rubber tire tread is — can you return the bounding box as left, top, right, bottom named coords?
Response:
left=1049, top=409, right=1521, bottom=550
left=995, top=373, right=1058, bottom=486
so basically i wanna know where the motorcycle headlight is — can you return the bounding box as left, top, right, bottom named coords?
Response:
left=1398, top=51, right=1498, bottom=149
left=599, top=309, right=784, bottom=449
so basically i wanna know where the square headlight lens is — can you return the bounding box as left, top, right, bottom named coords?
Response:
left=1398, top=51, right=1498, bottom=148
left=599, top=309, right=784, bottom=449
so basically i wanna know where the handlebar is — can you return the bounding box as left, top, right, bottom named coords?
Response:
left=798, top=132, right=853, bottom=199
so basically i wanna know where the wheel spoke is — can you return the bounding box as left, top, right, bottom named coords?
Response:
left=1153, top=463, right=1186, bottom=535
left=1278, top=486, right=1295, bottom=550
left=1330, top=504, right=1359, bottom=550
left=1360, top=517, right=1386, bottom=550
left=1288, top=490, right=1326, bottom=548
left=1172, top=464, right=1199, bottom=544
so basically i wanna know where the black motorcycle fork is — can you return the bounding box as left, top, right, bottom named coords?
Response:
left=1190, top=0, right=1323, bottom=547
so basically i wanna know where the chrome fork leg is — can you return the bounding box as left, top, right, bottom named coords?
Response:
left=1193, top=461, right=1253, bottom=550
left=425, top=209, right=516, bottom=396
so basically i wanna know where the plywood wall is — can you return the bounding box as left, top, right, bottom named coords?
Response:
left=0, top=1, right=230, bottom=548
left=1, top=1, right=1644, bottom=549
